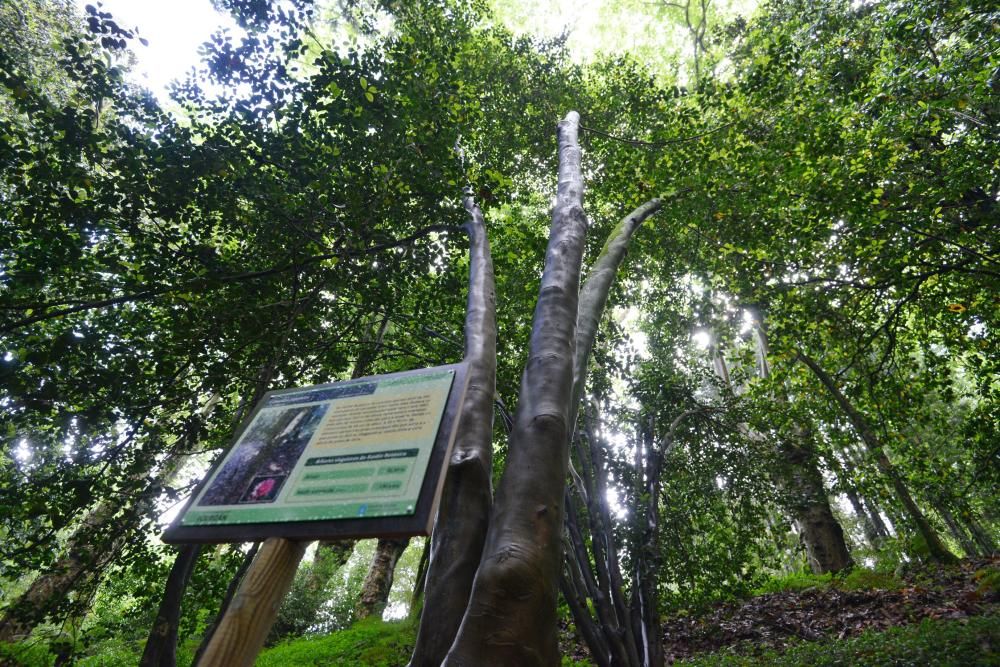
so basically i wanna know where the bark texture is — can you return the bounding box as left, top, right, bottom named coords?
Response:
left=355, top=537, right=410, bottom=620
left=444, top=111, right=589, bottom=666
left=409, top=191, right=497, bottom=666
left=796, top=350, right=958, bottom=564
left=779, top=441, right=854, bottom=574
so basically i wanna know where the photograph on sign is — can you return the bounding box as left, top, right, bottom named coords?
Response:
left=175, top=367, right=456, bottom=531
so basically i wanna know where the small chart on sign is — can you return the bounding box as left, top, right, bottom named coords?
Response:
left=178, top=368, right=455, bottom=527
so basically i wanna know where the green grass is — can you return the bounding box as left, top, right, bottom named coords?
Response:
left=678, top=614, right=999, bottom=666
left=0, top=636, right=200, bottom=666
left=753, top=568, right=902, bottom=596
left=256, top=616, right=416, bottom=667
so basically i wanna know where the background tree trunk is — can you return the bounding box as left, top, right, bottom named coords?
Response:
left=712, top=325, right=853, bottom=575
left=797, top=350, right=958, bottom=564
left=776, top=432, right=854, bottom=573
left=355, top=538, right=410, bottom=620
left=139, top=544, right=201, bottom=667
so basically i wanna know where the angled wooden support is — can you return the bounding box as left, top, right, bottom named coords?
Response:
left=196, top=538, right=308, bottom=667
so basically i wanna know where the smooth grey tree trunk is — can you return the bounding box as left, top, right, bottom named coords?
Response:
left=409, top=191, right=497, bottom=666
left=444, top=111, right=589, bottom=666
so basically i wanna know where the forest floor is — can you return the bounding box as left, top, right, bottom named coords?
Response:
left=654, top=556, right=999, bottom=663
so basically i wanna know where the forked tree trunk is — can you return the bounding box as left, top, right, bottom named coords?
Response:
left=443, top=112, right=590, bottom=666
left=355, top=538, right=410, bottom=620
left=409, top=191, right=497, bottom=666
left=558, top=196, right=663, bottom=667
left=796, top=350, right=958, bottom=564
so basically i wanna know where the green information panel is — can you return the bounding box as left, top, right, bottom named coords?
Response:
left=177, top=368, right=455, bottom=529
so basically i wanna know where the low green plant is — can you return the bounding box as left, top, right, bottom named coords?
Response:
left=677, top=614, right=1000, bottom=666
left=839, top=568, right=902, bottom=591
left=974, top=567, right=1000, bottom=597
left=753, top=567, right=903, bottom=596
left=753, top=572, right=834, bottom=595
left=0, top=640, right=55, bottom=667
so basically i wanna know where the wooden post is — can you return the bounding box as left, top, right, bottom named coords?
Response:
left=196, top=538, right=308, bottom=667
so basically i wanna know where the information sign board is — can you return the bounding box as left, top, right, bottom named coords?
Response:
left=163, top=364, right=468, bottom=543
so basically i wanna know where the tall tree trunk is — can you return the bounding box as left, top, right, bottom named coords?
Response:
left=409, top=191, right=497, bottom=666
left=844, top=486, right=883, bottom=548
left=569, top=197, right=662, bottom=430
left=749, top=321, right=853, bottom=573
left=444, top=111, right=589, bottom=666
left=796, top=350, right=958, bottom=564
left=554, top=187, right=663, bottom=667
left=629, top=422, right=663, bottom=667
left=557, top=194, right=663, bottom=667
left=936, top=503, right=979, bottom=557
left=776, top=434, right=854, bottom=573
left=865, top=496, right=893, bottom=539
left=712, top=325, right=853, bottom=574
left=408, top=538, right=431, bottom=617
left=958, top=503, right=996, bottom=555
left=0, top=411, right=208, bottom=643
left=139, top=544, right=201, bottom=667
left=562, top=424, right=639, bottom=667
left=0, top=498, right=138, bottom=642
left=355, top=538, right=410, bottom=620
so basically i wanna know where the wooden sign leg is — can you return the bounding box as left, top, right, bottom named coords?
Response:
left=196, top=537, right=308, bottom=667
